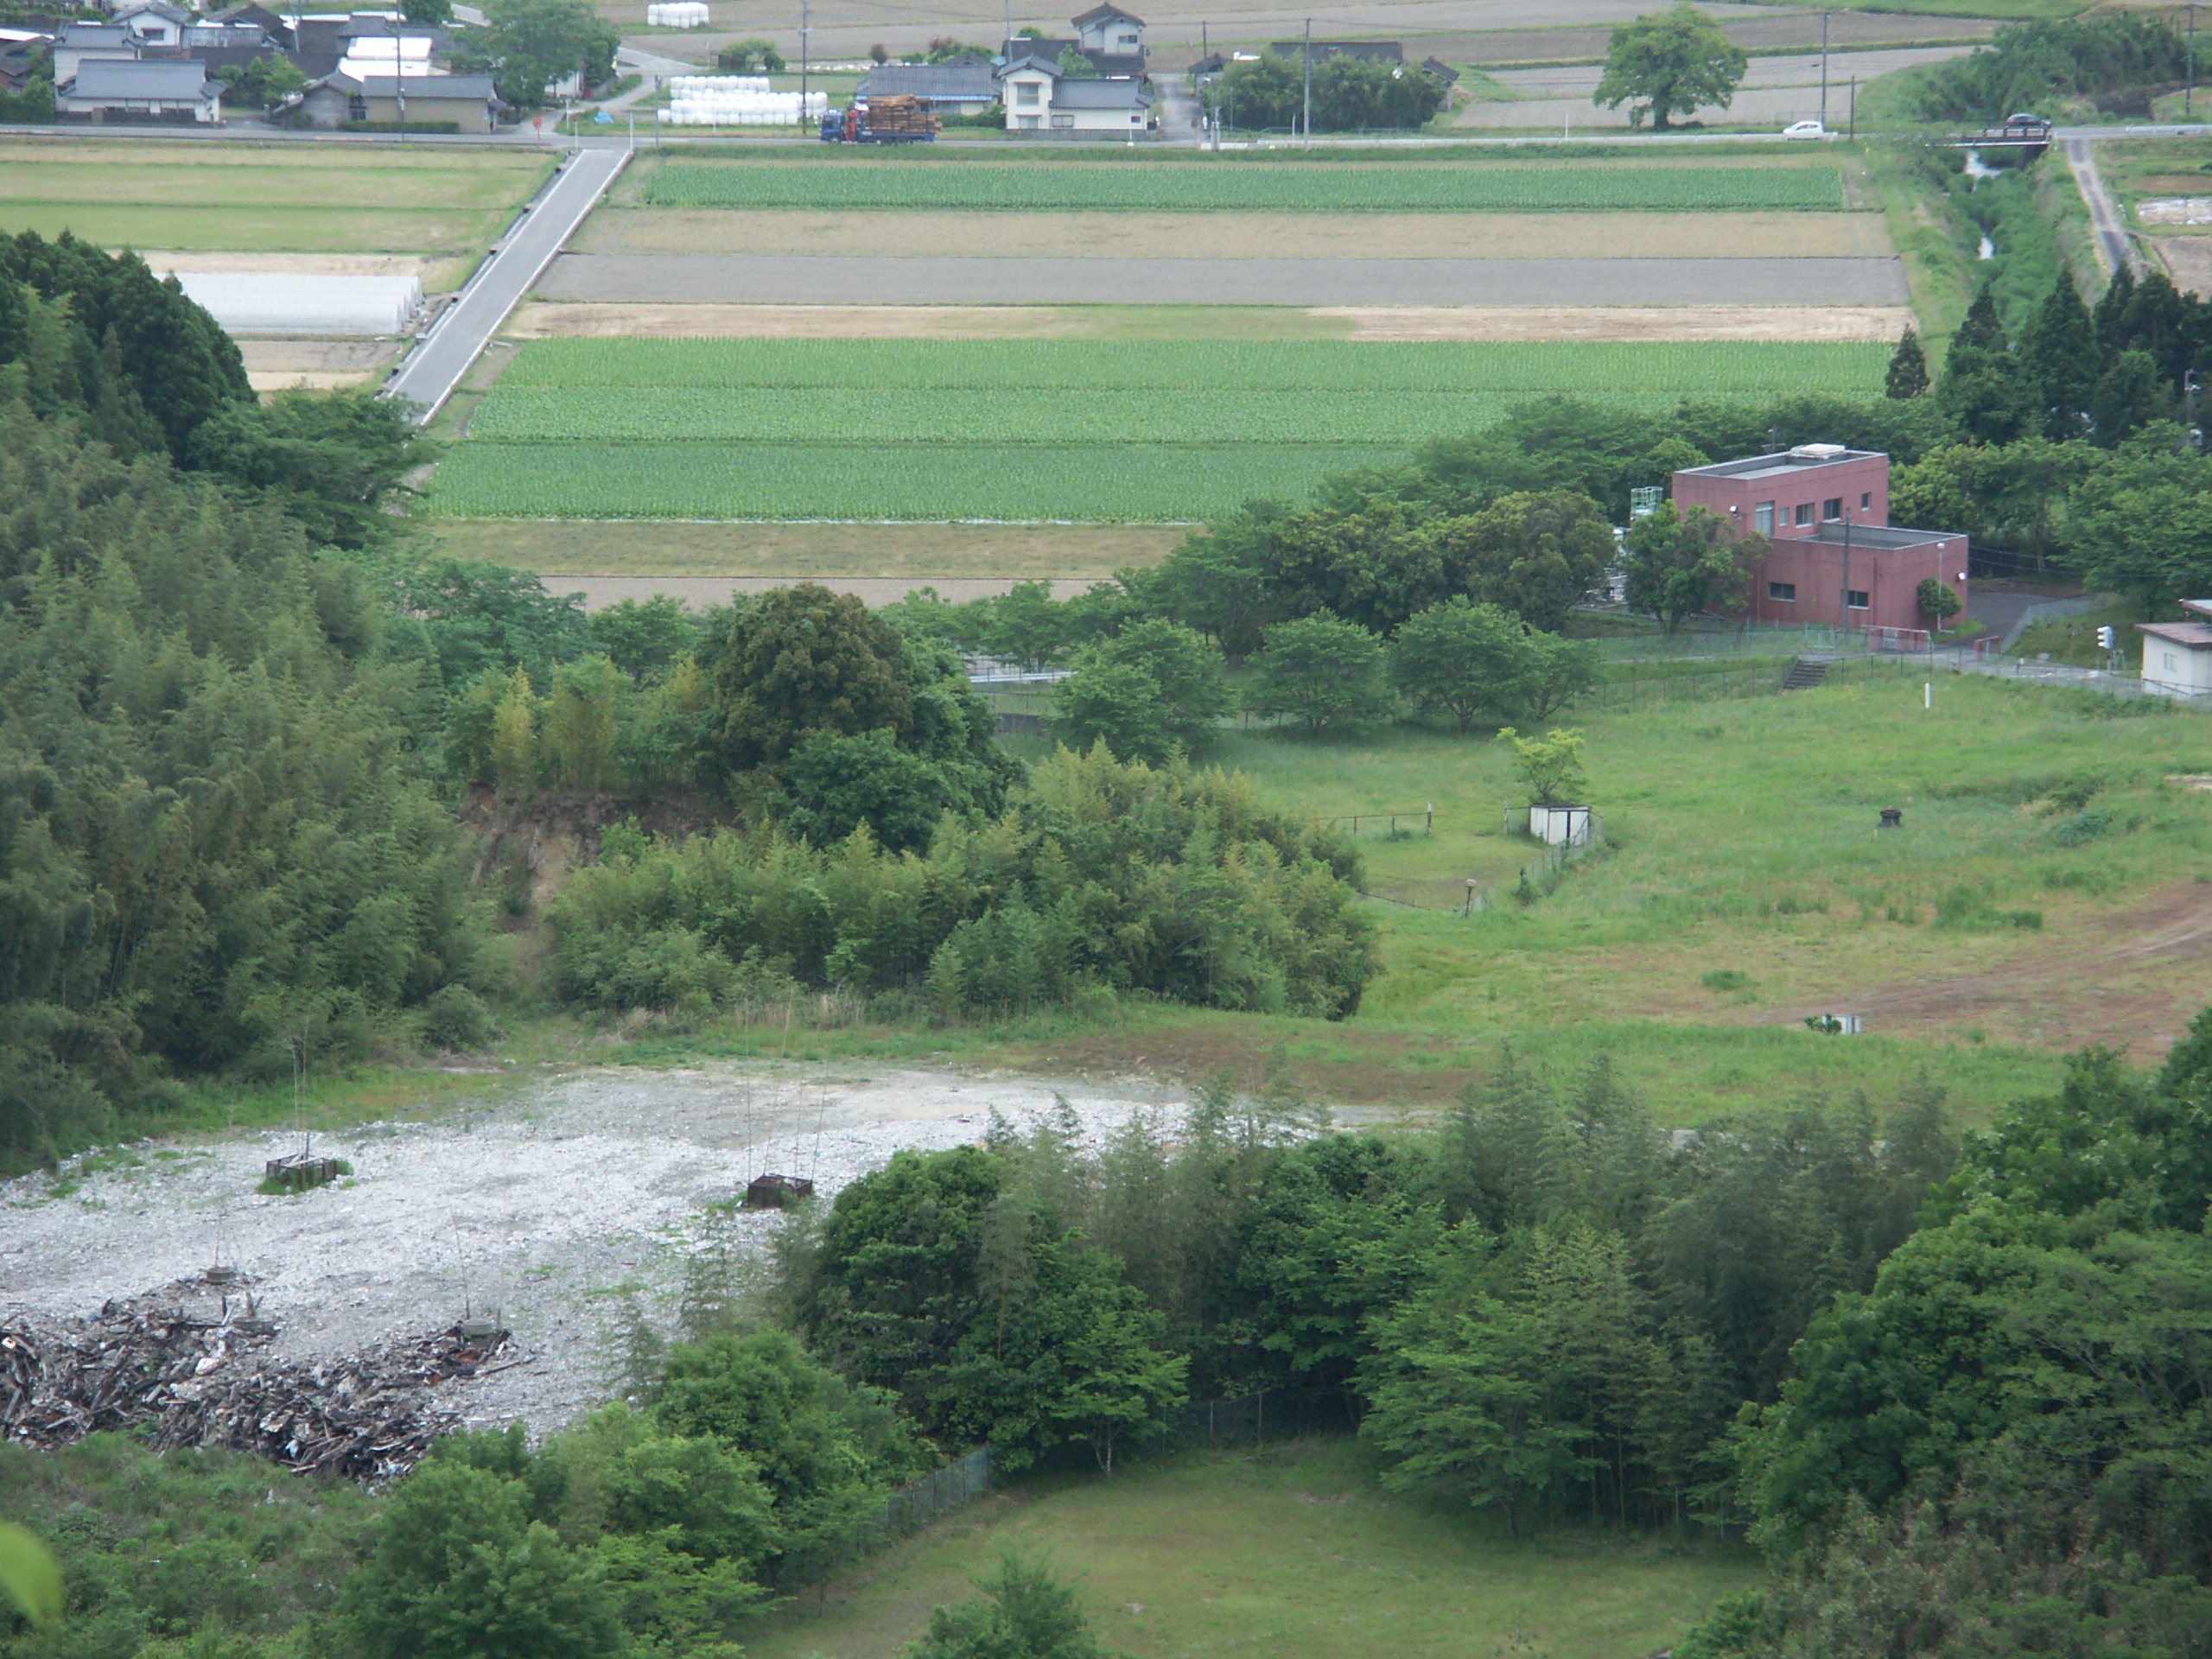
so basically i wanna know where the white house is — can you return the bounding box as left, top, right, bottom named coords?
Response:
left=111, top=0, right=190, bottom=47
left=2139, top=600, right=2212, bottom=699
left=995, top=50, right=1151, bottom=132
left=1071, top=3, right=1142, bottom=57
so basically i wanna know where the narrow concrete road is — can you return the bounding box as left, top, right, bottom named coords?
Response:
left=1150, top=67, right=1202, bottom=148
left=382, top=145, right=629, bottom=422
left=2066, top=137, right=2143, bottom=278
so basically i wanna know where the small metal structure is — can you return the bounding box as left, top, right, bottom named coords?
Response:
left=1879, top=808, right=1904, bottom=830
left=745, top=1173, right=816, bottom=1209
left=264, top=1154, right=342, bottom=1192
left=1805, top=1014, right=1865, bottom=1035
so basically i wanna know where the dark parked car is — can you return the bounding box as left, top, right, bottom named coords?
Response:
left=2002, top=111, right=2053, bottom=139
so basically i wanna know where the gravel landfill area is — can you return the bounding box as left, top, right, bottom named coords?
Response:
left=0, top=1066, right=1181, bottom=1441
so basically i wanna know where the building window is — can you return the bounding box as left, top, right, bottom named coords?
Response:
left=2168, top=652, right=2181, bottom=673
left=1051, top=111, right=1072, bottom=127
left=1017, top=112, right=1039, bottom=128
left=1755, top=501, right=1774, bottom=535
left=1846, top=589, right=1869, bottom=610
left=1794, top=503, right=1814, bottom=526
left=1769, top=582, right=1796, bottom=601
left=1860, top=491, right=1872, bottom=510
left=1015, top=81, right=1040, bottom=105
left=1822, top=497, right=1843, bottom=521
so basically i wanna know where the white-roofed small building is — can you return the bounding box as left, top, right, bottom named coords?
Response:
left=57, top=56, right=222, bottom=122
left=2139, top=601, right=2212, bottom=700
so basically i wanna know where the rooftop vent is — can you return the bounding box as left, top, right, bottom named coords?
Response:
left=1788, top=442, right=1848, bottom=461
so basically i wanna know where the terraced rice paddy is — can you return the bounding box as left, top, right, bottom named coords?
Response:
left=432, top=337, right=1887, bottom=522
left=639, top=162, right=1849, bottom=214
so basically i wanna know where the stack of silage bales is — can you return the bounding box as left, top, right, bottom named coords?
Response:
left=659, top=75, right=826, bottom=124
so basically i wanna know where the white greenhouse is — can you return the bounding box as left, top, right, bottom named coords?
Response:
left=645, top=3, right=709, bottom=26
left=169, top=273, right=428, bottom=336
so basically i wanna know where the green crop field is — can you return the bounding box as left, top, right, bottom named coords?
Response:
left=434, top=338, right=1887, bottom=521
left=639, top=161, right=1848, bottom=213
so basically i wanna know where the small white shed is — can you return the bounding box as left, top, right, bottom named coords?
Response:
left=2139, top=601, right=2212, bottom=700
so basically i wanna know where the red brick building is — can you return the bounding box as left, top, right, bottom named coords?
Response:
left=1669, top=445, right=1968, bottom=632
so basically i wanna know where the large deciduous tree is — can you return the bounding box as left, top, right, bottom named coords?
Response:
left=1052, top=619, right=1230, bottom=762
left=1441, top=489, right=1617, bottom=632
left=1389, top=598, right=1595, bottom=733
left=1592, top=3, right=1747, bottom=129
left=458, top=0, right=620, bottom=107
left=1244, top=611, right=1391, bottom=734
left=1619, top=502, right=1760, bottom=632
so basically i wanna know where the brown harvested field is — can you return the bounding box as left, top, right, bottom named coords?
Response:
left=238, top=338, right=402, bottom=395
left=2157, top=237, right=2212, bottom=299
left=605, top=0, right=1994, bottom=69
left=507, top=299, right=1916, bottom=342
left=1319, top=303, right=1913, bottom=340
left=427, top=519, right=1185, bottom=581
left=576, top=208, right=1895, bottom=263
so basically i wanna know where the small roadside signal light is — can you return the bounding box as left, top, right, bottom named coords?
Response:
left=2096, top=626, right=2116, bottom=651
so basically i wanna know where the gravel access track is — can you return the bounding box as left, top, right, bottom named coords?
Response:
left=0, top=1066, right=1177, bottom=1439
left=538, top=252, right=1911, bottom=307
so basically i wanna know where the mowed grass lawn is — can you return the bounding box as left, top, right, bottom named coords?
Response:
left=1003, top=670, right=2212, bottom=1124
left=430, top=338, right=1888, bottom=521
left=741, top=1440, right=1760, bottom=1659
left=0, top=140, right=552, bottom=254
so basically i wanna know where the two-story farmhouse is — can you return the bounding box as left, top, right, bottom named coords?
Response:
left=997, top=5, right=1151, bottom=131
left=1671, top=444, right=1969, bottom=633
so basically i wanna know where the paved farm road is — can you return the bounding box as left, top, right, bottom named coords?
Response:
left=384, top=146, right=629, bottom=422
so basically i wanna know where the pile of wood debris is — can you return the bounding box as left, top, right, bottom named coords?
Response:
left=1, top=1280, right=524, bottom=1480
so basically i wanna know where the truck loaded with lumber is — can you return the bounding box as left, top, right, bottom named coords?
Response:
left=819, top=94, right=940, bottom=143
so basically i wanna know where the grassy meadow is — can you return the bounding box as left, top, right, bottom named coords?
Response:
left=741, top=1440, right=1761, bottom=1659
left=0, top=140, right=552, bottom=257
left=582, top=671, right=2212, bottom=1132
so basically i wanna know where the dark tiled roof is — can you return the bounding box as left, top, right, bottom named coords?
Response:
left=64, top=56, right=217, bottom=97
left=859, top=60, right=997, bottom=100
left=1051, top=75, right=1150, bottom=108
left=323, top=70, right=499, bottom=99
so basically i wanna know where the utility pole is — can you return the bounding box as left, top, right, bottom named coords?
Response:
left=1840, top=505, right=1853, bottom=634
left=1849, top=76, right=1856, bottom=142
left=800, top=0, right=810, bottom=127
left=2190, top=5, right=2201, bottom=120
left=1819, top=10, right=1828, bottom=128
left=1302, top=17, right=1311, bottom=149
left=390, top=14, right=405, bottom=143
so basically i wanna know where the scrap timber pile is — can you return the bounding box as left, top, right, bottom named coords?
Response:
left=1, top=1287, right=521, bottom=1479
left=865, top=93, right=940, bottom=136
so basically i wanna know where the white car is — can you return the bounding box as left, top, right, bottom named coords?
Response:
left=1783, top=119, right=1831, bottom=140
